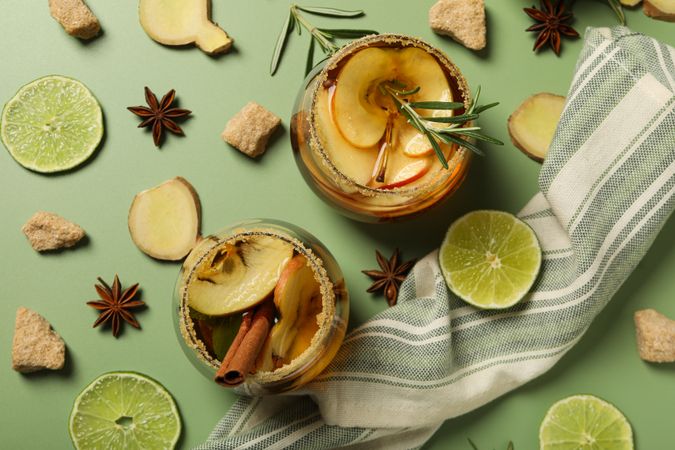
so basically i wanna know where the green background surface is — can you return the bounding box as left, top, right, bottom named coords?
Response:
left=1, top=1, right=673, bottom=449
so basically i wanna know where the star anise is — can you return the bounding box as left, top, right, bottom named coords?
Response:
left=524, top=0, right=579, bottom=56
left=362, top=249, right=416, bottom=306
left=127, top=87, right=191, bottom=147
left=87, top=275, right=144, bottom=338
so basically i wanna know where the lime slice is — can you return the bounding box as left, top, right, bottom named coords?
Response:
left=539, top=395, right=634, bottom=450
left=69, top=371, right=181, bottom=450
left=439, top=210, right=541, bottom=309
left=1, top=75, right=103, bottom=173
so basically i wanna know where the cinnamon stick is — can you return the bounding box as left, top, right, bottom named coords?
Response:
left=215, top=300, right=275, bottom=387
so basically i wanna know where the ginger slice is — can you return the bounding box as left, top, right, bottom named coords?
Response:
left=507, top=93, right=565, bottom=163
left=620, top=0, right=641, bottom=6
left=48, top=0, right=101, bottom=40
left=128, top=177, right=201, bottom=261
left=644, top=0, right=675, bottom=21
left=139, top=0, right=233, bottom=55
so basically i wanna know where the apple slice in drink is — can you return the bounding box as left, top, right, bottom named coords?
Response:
left=332, top=48, right=394, bottom=148
left=187, top=236, right=293, bottom=316
left=380, top=159, right=431, bottom=189
left=400, top=125, right=433, bottom=157
left=256, top=255, right=322, bottom=371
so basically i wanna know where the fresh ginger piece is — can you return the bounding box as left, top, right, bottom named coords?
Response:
left=128, top=177, right=201, bottom=261
left=507, top=93, right=565, bottom=163
left=644, top=0, right=675, bottom=21
left=139, top=0, right=233, bottom=54
left=48, top=0, right=101, bottom=40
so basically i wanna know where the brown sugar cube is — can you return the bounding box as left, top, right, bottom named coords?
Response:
left=48, top=0, right=101, bottom=40
left=634, top=309, right=675, bottom=363
left=12, top=307, right=66, bottom=373
left=429, top=0, right=487, bottom=51
left=221, top=102, right=282, bottom=158
left=22, top=211, right=85, bottom=252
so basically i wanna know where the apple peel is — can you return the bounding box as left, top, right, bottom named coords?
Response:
left=139, top=0, right=233, bottom=55
left=128, top=177, right=201, bottom=261
left=644, top=0, right=675, bottom=21
left=507, top=93, right=565, bottom=163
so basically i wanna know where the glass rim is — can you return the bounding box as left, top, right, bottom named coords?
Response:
left=306, top=33, right=472, bottom=197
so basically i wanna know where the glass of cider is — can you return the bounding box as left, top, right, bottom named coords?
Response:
left=291, top=34, right=473, bottom=222
left=174, top=219, right=348, bottom=395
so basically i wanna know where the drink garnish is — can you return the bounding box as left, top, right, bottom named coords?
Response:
left=215, top=300, right=276, bottom=386
left=270, top=4, right=378, bottom=76
left=362, top=248, right=416, bottom=306
left=127, top=87, right=192, bottom=148
left=86, top=275, right=144, bottom=338
left=380, top=82, right=503, bottom=170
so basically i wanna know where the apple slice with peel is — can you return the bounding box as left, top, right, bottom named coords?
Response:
left=256, top=255, right=321, bottom=372
left=332, top=46, right=452, bottom=150
left=333, top=48, right=395, bottom=148
left=187, top=236, right=293, bottom=316
left=644, top=0, right=675, bottom=20
left=400, top=125, right=433, bottom=157
left=508, top=93, right=565, bottom=163
left=396, top=48, right=452, bottom=107
left=129, top=177, right=201, bottom=261
left=139, top=0, right=233, bottom=55
left=380, top=159, right=431, bottom=189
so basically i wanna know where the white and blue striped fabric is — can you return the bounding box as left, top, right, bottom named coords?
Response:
left=196, top=27, right=675, bottom=450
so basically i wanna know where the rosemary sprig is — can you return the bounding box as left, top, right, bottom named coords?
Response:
left=468, top=438, right=515, bottom=450
left=379, top=82, right=503, bottom=169
left=605, top=0, right=626, bottom=25
left=270, top=4, right=378, bottom=76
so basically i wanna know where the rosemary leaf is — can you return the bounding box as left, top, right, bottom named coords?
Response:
left=473, top=102, right=500, bottom=114
left=318, top=28, right=378, bottom=38
left=468, top=438, right=479, bottom=450
left=421, top=113, right=479, bottom=123
left=270, top=11, right=295, bottom=75
left=606, top=0, right=626, bottom=25
left=395, top=86, right=421, bottom=96
left=452, top=129, right=505, bottom=146
left=507, top=442, right=514, bottom=450
left=409, top=101, right=465, bottom=110
left=305, top=38, right=316, bottom=76
left=444, top=134, right=485, bottom=156
left=423, top=126, right=449, bottom=168
left=296, top=6, right=365, bottom=17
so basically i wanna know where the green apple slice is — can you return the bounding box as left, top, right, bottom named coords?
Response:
left=333, top=47, right=394, bottom=148
left=187, top=236, right=293, bottom=316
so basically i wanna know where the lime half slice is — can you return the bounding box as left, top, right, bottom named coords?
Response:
left=69, top=371, right=181, bottom=450
left=1, top=75, right=103, bottom=173
left=540, top=395, right=634, bottom=450
left=439, top=210, right=541, bottom=309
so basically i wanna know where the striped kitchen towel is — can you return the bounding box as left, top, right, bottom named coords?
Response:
left=196, top=27, right=675, bottom=449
